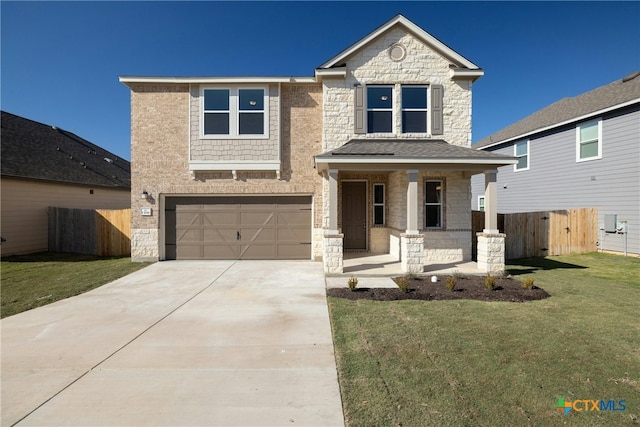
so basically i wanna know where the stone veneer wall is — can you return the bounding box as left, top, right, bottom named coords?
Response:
left=322, top=27, right=472, bottom=153
left=128, top=83, right=323, bottom=261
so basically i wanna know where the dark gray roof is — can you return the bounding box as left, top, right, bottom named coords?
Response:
left=317, top=139, right=516, bottom=161
left=1, top=111, right=130, bottom=189
left=475, top=71, right=640, bottom=148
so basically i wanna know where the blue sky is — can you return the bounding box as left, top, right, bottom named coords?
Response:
left=2, top=1, right=639, bottom=161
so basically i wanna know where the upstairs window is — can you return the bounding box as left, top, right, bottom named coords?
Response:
left=401, top=86, right=428, bottom=133
left=514, top=140, right=529, bottom=171
left=367, top=86, right=393, bottom=133
left=576, top=119, right=601, bottom=161
left=425, top=180, right=443, bottom=229
left=202, top=87, right=268, bottom=138
left=355, top=84, right=443, bottom=135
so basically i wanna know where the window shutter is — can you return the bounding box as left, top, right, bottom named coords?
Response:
left=431, top=84, right=444, bottom=135
left=354, top=85, right=366, bottom=134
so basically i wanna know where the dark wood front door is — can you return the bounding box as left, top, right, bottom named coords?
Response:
left=342, top=182, right=367, bottom=250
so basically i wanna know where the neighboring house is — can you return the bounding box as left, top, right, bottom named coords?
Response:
left=472, top=72, right=640, bottom=256
left=1, top=111, right=131, bottom=256
left=120, top=14, right=516, bottom=273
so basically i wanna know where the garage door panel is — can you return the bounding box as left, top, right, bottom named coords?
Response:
left=203, top=227, right=237, bottom=243
left=240, top=227, right=276, bottom=242
left=203, top=244, right=238, bottom=259
left=166, top=196, right=311, bottom=260
left=240, top=211, right=275, bottom=226
left=202, top=212, right=238, bottom=225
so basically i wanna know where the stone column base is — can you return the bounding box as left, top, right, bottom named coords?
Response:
left=323, top=232, right=344, bottom=275
left=477, top=232, right=506, bottom=273
left=401, top=233, right=425, bottom=274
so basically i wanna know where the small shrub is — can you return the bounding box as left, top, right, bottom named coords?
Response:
left=451, top=270, right=463, bottom=280
left=485, top=273, right=496, bottom=290
left=347, top=276, right=358, bottom=291
left=396, top=276, right=410, bottom=293
left=446, top=276, right=457, bottom=291
left=522, top=277, right=535, bottom=290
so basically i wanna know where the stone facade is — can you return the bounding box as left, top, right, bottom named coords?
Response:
left=323, top=233, right=344, bottom=274
left=477, top=233, right=506, bottom=273
left=401, top=233, right=425, bottom=273
left=322, top=28, right=472, bottom=152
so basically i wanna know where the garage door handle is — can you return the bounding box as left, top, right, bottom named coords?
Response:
left=237, top=231, right=241, bottom=240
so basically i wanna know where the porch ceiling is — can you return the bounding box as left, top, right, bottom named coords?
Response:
left=315, top=139, right=517, bottom=173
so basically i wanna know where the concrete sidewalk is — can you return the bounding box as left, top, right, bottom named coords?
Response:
left=1, top=261, right=344, bottom=426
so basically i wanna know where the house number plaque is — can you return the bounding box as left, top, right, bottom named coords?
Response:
left=141, top=207, right=152, bottom=216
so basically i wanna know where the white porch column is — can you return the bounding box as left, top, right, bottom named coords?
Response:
left=477, top=169, right=505, bottom=273
left=327, top=169, right=339, bottom=233
left=483, top=169, right=499, bottom=234
left=401, top=169, right=424, bottom=273
left=323, top=168, right=343, bottom=274
left=406, top=169, right=419, bottom=234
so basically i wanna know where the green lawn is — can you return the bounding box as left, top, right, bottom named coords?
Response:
left=1, top=252, right=151, bottom=318
left=328, top=252, right=640, bottom=426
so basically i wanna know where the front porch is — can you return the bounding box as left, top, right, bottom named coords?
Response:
left=342, top=252, right=484, bottom=276
left=315, top=140, right=517, bottom=276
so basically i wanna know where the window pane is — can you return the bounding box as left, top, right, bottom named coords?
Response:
left=204, top=113, right=229, bottom=134
left=374, top=206, right=384, bottom=225
left=239, top=112, right=264, bottom=134
left=204, top=89, right=229, bottom=111
left=580, top=140, right=599, bottom=159
left=367, top=111, right=392, bottom=133
left=515, top=141, right=528, bottom=156
left=367, top=87, right=392, bottom=109
left=580, top=122, right=598, bottom=142
left=516, top=155, right=528, bottom=170
left=402, top=86, right=427, bottom=109
left=479, top=197, right=485, bottom=212
left=374, top=184, right=384, bottom=204
left=425, top=182, right=442, bottom=203
left=239, top=89, right=264, bottom=110
left=402, top=111, right=427, bottom=133
left=426, top=205, right=441, bottom=228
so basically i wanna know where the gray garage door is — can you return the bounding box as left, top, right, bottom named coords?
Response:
left=165, top=196, right=311, bottom=260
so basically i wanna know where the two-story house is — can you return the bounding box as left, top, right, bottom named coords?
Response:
left=471, top=72, right=640, bottom=256
left=120, top=14, right=516, bottom=274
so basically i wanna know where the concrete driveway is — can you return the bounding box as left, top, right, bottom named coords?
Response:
left=1, top=261, right=344, bottom=426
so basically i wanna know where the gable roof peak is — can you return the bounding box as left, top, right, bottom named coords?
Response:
left=317, top=14, right=480, bottom=71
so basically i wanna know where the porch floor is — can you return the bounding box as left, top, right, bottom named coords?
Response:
left=326, top=253, right=485, bottom=289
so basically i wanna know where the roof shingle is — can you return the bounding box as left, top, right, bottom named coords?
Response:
left=1, top=111, right=130, bottom=189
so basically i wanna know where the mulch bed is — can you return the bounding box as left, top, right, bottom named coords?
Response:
left=327, top=275, right=550, bottom=302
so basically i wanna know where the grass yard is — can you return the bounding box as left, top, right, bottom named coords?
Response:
left=1, top=252, right=151, bottom=318
left=328, top=252, right=640, bottom=426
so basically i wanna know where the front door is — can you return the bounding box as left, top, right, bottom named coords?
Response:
left=342, top=181, right=367, bottom=250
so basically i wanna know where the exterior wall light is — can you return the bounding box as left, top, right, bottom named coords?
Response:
left=141, top=190, right=149, bottom=199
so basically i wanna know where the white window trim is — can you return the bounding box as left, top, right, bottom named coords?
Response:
left=373, top=183, right=385, bottom=226
left=514, top=140, right=530, bottom=171
left=478, top=195, right=485, bottom=212
left=366, top=85, right=395, bottom=135
left=200, top=86, right=269, bottom=139
left=425, top=180, right=443, bottom=229
left=401, top=85, right=429, bottom=135
left=576, top=118, right=602, bottom=162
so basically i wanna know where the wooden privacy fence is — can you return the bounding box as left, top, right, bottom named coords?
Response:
left=472, top=208, right=598, bottom=260
left=48, top=207, right=131, bottom=256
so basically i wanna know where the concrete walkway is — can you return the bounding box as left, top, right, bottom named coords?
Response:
left=1, top=261, right=344, bottom=427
